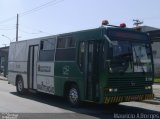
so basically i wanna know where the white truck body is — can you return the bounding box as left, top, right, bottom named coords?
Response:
left=8, top=36, right=57, bottom=94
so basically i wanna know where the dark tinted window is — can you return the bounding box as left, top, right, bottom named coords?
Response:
left=67, top=37, right=75, bottom=48
left=57, top=36, right=75, bottom=48
left=107, top=29, right=148, bottom=41
left=78, top=42, right=85, bottom=71
left=55, top=36, right=76, bottom=61
left=57, top=37, right=66, bottom=48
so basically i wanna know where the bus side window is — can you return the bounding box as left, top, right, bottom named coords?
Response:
left=57, top=36, right=75, bottom=48
left=57, top=37, right=66, bottom=48
left=78, top=42, right=85, bottom=71
left=39, top=39, right=55, bottom=61
left=67, top=37, right=75, bottom=48
left=40, top=41, right=44, bottom=50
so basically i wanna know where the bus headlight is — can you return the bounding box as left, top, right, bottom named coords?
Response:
left=114, top=88, right=118, bottom=92
left=109, top=88, right=113, bottom=92
left=108, top=88, right=118, bottom=92
left=145, top=86, right=151, bottom=90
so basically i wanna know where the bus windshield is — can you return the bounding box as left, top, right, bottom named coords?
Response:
left=107, top=41, right=152, bottom=73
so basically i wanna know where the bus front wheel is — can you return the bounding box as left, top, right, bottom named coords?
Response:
left=68, top=84, right=80, bottom=107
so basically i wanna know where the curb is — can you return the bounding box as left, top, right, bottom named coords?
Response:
left=0, top=79, right=7, bottom=81
left=142, top=98, right=160, bottom=105
left=154, top=83, right=160, bottom=85
left=0, top=76, right=7, bottom=81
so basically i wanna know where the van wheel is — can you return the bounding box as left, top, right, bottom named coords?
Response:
left=16, top=78, right=25, bottom=95
left=68, top=84, right=80, bottom=107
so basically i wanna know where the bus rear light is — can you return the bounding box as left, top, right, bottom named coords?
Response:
left=120, top=23, right=126, bottom=28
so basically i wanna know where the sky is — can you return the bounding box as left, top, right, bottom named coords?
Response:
left=0, top=0, right=160, bottom=47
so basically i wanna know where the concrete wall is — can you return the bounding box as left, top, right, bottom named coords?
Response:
left=151, top=41, right=160, bottom=77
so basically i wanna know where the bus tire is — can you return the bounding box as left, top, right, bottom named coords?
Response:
left=16, top=77, right=25, bottom=95
left=68, top=84, right=80, bottom=107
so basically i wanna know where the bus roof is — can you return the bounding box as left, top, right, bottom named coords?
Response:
left=10, top=26, right=148, bottom=44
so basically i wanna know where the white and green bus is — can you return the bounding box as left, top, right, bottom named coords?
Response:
left=8, top=24, right=154, bottom=107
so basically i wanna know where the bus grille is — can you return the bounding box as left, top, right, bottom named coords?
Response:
left=107, top=77, right=153, bottom=95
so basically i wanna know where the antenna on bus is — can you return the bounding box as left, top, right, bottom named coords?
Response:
left=133, top=19, right=143, bottom=31
left=133, top=19, right=143, bottom=27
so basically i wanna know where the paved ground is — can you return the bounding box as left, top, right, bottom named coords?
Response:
left=0, top=76, right=7, bottom=80
left=141, top=84, right=160, bottom=105
left=0, top=79, right=160, bottom=119
left=153, top=84, right=160, bottom=97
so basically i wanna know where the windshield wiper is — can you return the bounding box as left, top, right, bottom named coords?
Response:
left=133, top=47, right=145, bottom=74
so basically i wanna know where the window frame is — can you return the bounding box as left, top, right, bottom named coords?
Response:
left=39, top=38, right=56, bottom=61
left=57, top=36, right=75, bottom=49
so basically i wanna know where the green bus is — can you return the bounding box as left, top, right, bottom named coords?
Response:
left=8, top=25, right=154, bottom=107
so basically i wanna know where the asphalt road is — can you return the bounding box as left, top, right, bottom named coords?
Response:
left=0, top=80, right=160, bottom=119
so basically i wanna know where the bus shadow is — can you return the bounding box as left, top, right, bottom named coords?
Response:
left=10, top=92, right=160, bottom=119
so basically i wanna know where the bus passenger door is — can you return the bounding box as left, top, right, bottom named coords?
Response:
left=79, top=41, right=99, bottom=101
left=28, top=45, right=39, bottom=89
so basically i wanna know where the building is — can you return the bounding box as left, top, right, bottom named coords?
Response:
left=139, top=25, right=159, bottom=32
left=0, top=46, right=9, bottom=77
left=147, top=30, right=160, bottom=77
left=135, top=26, right=160, bottom=77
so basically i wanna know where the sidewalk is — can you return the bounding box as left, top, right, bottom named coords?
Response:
left=153, top=84, right=160, bottom=97
left=0, top=75, right=7, bottom=80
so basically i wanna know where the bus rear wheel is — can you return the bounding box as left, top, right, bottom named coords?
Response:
left=16, top=77, right=25, bottom=95
left=68, top=84, right=80, bottom=107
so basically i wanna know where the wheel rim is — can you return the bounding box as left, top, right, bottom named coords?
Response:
left=69, top=88, right=78, bottom=104
left=18, top=80, right=23, bottom=92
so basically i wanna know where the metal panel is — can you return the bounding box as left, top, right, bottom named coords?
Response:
left=29, top=47, right=33, bottom=88
left=8, top=35, right=57, bottom=87
left=9, top=61, right=27, bottom=73
left=37, top=62, right=54, bottom=76
left=15, top=41, right=28, bottom=61
left=33, top=46, right=39, bottom=89
left=36, top=75, right=55, bottom=94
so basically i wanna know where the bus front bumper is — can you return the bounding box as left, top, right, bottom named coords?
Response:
left=104, top=93, right=154, bottom=104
